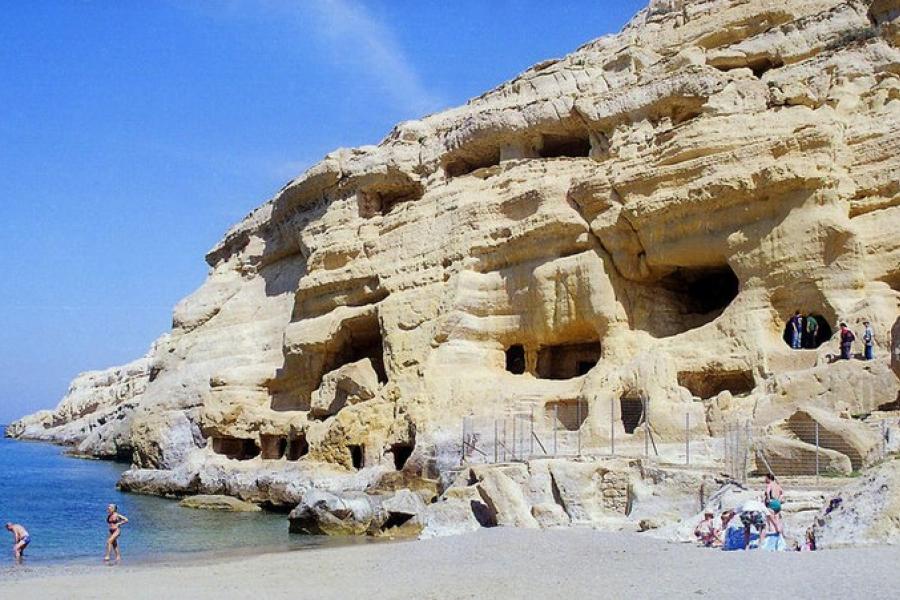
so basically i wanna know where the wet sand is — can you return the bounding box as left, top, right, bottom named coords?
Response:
left=2, top=528, right=897, bottom=600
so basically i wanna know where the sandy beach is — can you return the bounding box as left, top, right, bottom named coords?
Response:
left=2, top=528, right=898, bottom=600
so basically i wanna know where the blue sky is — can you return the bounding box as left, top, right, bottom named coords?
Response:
left=0, top=0, right=645, bottom=423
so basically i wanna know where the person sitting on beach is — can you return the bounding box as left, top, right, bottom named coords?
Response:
left=104, top=504, right=129, bottom=562
left=5, top=523, right=30, bottom=561
left=801, top=528, right=817, bottom=552
left=694, top=511, right=719, bottom=547
left=739, top=500, right=768, bottom=550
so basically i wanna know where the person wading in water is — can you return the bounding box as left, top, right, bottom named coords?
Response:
left=104, top=504, right=129, bottom=563
left=5, top=523, right=30, bottom=561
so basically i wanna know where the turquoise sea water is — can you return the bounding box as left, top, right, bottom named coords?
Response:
left=0, top=434, right=347, bottom=568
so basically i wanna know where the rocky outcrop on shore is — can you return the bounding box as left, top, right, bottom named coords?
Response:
left=8, top=0, right=900, bottom=541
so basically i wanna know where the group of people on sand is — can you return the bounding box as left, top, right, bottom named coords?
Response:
left=694, top=474, right=816, bottom=552
left=786, top=311, right=875, bottom=360
left=5, top=504, right=128, bottom=564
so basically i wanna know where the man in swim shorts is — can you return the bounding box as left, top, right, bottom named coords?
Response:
left=5, top=523, right=30, bottom=560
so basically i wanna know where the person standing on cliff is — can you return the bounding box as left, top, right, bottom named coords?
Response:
left=5, top=523, right=30, bottom=561
left=805, top=313, right=819, bottom=348
left=839, top=322, right=855, bottom=360
left=862, top=321, right=875, bottom=360
left=788, top=311, right=803, bottom=349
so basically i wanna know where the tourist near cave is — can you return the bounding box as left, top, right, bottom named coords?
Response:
left=3, top=0, right=900, bottom=598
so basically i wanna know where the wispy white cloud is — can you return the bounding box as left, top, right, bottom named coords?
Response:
left=279, top=0, right=444, bottom=117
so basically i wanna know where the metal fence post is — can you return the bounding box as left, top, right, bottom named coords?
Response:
left=643, top=396, right=649, bottom=459
left=685, top=412, right=690, bottom=466
left=815, top=421, right=820, bottom=486
left=553, top=405, right=559, bottom=456
left=610, top=396, right=615, bottom=457
left=744, top=421, right=751, bottom=485
left=577, top=401, right=583, bottom=457
left=530, top=406, right=535, bottom=458
left=494, top=419, right=499, bottom=464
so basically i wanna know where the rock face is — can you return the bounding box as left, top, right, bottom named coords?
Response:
left=179, top=494, right=262, bottom=512
left=7, top=0, right=900, bottom=536
left=814, top=460, right=900, bottom=546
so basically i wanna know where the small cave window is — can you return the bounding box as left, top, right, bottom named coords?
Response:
left=782, top=313, right=833, bottom=350
left=358, top=184, right=423, bottom=218
left=286, top=434, right=309, bottom=461
left=389, top=436, right=415, bottom=471
left=443, top=149, right=501, bottom=178
left=505, top=344, right=526, bottom=375
left=349, top=444, right=365, bottom=470
left=536, top=342, right=601, bottom=380
left=620, top=396, right=644, bottom=434
left=539, top=133, right=591, bottom=159
left=211, top=437, right=260, bottom=461
left=546, top=400, right=588, bottom=431
left=677, top=370, right=754, bottom=399
left=260, top=435, right=288, bottom=460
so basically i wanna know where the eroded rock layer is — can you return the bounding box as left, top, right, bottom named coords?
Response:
left=8, top=0, right=900, bottom=533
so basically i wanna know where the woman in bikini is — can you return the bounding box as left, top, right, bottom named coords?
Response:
left=104, top=504, right=129, bottom=562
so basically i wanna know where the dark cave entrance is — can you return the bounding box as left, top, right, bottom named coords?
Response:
left=349, top=444, right=365, bottom=470
left=620, top=396, right=644, bottom=434
left=660, top=266, right=739, bottom=317
left=211, top=437, right=260, bottom=461
left=782, top=314, right=833, bottom=349
left=286, top=433, right=309, bottom=461
left=539, top=133, right=592, bottom=158
left=505, top=344, right=526, bottom=375
left=260, top=435, right=288, bottom=460
left=536, top=342, right=601, bottom=380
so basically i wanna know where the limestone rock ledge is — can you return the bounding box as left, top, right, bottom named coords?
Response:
left=8, top=0, right=900, bottom=540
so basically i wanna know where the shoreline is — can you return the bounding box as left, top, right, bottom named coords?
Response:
left=3, top=528, right=900, bottom=599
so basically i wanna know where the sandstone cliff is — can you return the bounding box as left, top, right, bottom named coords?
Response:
left=8, top=0, right=900, bottom=537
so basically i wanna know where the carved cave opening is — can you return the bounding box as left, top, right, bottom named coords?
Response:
left=260, top=434, right=288, bottom=460
left=443, top=148, right=501, bottom=178
left=539, top=133, right=591, bottom=158
left=781, top=314, right=833, bottom=349
left=211, top=437, right=260, bottom=461
left=659, top=266, right=739, bottom=318
left=677, top=369, right=754, bottom=399
left=323, top=313, right=388, bottom=385
left=286, top=433, right=309, bottom=461
left=546, top=399, right=589, bottom=431
left=505, top=344, right=526, bottom=375
left=349, top=444, right=365, bottom=470
left=390, top=437, right=415, bottom=471
left=536, top=342, right=601, bottom=380
left=358, top=183, right=424, bottom=218
left=620, top=396, right=644, bottom=434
